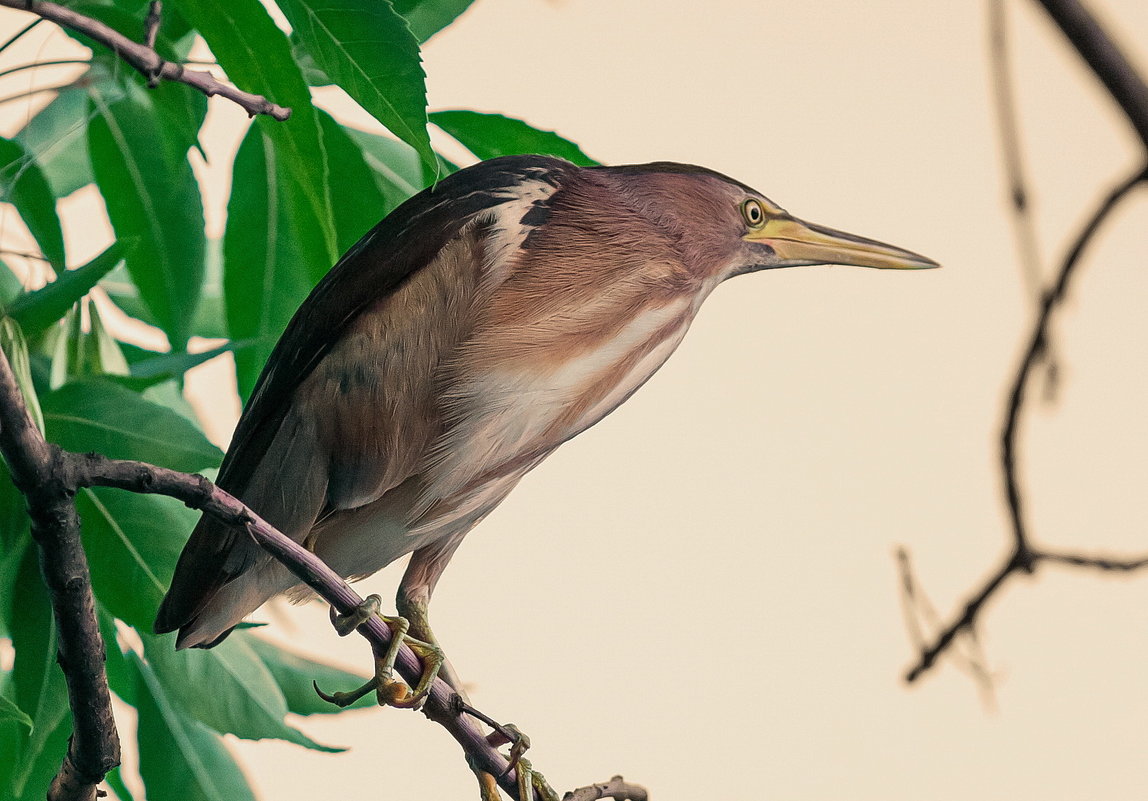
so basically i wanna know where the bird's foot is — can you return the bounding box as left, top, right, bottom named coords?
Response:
left=316, top=596, right=445, bottom=710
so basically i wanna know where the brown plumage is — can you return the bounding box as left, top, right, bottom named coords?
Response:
left=155, top=155, right=936, bottom=652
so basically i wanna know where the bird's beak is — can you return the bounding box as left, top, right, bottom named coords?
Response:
left=745, top=215, right=939, bottom=270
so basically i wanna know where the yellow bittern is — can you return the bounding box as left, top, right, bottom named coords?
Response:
left=155, top=155, right=937, bottom=703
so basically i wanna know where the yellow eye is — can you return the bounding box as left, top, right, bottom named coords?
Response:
left=741, top=199, right=766, bottom=228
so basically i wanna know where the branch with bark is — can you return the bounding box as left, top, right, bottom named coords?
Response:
left=901, top=0, right=1148, bottom=686
left=0, top=0, right=290, bottom=119
left=0, top=341, right=645, bottom=800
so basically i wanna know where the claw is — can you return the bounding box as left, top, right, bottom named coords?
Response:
left=317, top=598, right=444, bottom=711
left=331, top=594, right=383, bottom=636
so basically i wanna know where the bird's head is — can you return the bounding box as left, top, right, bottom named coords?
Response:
left=598, top=162, right=940, bottom=282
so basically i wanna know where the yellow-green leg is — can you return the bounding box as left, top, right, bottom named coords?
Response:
left=315, top=594, right=444, bottom=710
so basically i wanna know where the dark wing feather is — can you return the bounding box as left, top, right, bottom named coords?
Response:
left=155, top=155, right=575, bottom=637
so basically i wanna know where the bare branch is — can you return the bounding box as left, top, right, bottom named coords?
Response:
left=73, top=453, right=644, bottom=801
left=0, top=351, right=119, bottom=801
left=905, top=164, right=1147, bottom=684
left=562, top=776, right=649, bottom=801
left=1036, top=0, right=1148, bottom=150
left=0, top=0, right=291, bottom=120
left=988, top=0, right=1044, bottom=301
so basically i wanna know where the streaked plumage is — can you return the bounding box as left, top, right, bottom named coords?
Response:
left=155, top=155, right=935, bottom=651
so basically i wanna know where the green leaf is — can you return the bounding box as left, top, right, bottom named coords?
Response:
left=104, top=766, right=138, bottom=801
left=0, top=137, right=66, bottom=271
left=42, top=377, right=222, bottom=469
left=103, top=239, right=227, bottom=339
left=88, top=83, right=206, bottom=350
left=318, top=111, right=387, bottom=252
left=133, top=654, right=258, bottom=801
left=6, top=242, right=126, bottom=337
left=119, top=340, right=249, bottom=388
left=0, top=317, right=45, bottom=434
left=0, top=693, right=32, bottom=730
left=431, top=109, right=599, bottom=166
left=393, top=0, right=476, bottom=43
left=278, top=0, right=436, bottom=175
left=247, top=636, right=374, bottom=715
left=223, top=124, right=327, bottom=400
left=6, top=547, right=69, bottom=799
left=345, top=126, right=425, bottom=208
left=174, top=0, right=339, bottom=264
left=77, top=488, right=195, bottom=631
left=16, top=87, right=95, bottom=197
left=144, top=631, right=342, bottom=751
left=96, top=604, right=134, bottom=705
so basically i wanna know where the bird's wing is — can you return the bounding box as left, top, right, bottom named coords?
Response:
left=154, top=155, right=575, bottom=641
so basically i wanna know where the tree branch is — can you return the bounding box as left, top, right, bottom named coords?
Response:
left=0, top=349, right=119, bottom=801
left=904, top=163, right=1147, bottom=684
left=59, top=455, right=646, bottom=801
left=1035, top=0, right=1148, bottom=150
left=0, top=0, right=291, bottom=120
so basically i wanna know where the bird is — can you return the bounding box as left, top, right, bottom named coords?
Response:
left=155, top=154, right=937, bottom=704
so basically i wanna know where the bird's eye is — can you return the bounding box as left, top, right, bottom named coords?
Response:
left=741, top=199, right=766, bottom=228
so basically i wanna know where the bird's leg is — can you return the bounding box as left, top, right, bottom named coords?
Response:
left=316, top=593, right=444, bottom=710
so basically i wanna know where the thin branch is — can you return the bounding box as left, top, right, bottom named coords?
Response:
left=0, top=17, right=42, bottom=58
left=0, top=0, right=291, bottom=120
left=562, top=776, right=649, bottom=801
left=1035, top=0, right=1148, bottom=150
left=73, top=453, right=639, bottom=801
left=988, top=0, right=1044, bottom=301
left=143, top=2, right=161, bottom=53
left=0, top=351, right=119, bottom=801
left=905, top=164, right=1147, bottom=684
left=1041, top=549, right=1148, bottom=572
left=0, top=58, right=91, bottom=81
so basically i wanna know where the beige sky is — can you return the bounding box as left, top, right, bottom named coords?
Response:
left=4, top=1, right=1148, bottom=799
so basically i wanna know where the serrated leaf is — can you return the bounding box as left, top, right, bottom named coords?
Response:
left=7, top=242, right=126, bottom=337
left=393, top=0, right=476, bottom=43
left=88, top=84, right=206, bottom=350
left=279, top=0, right=436, bottom=175
left=133, top=654, right=258, bottom=801
left=42, top=377, right=222, bottom=471
left=143, top=631, right=342, bottom=751
left=223, top=123, right=327, bottom=400
left=431, top=109, right=598, bottom=166
left=0, top=693, right=32, bottom=729
left=174, top=0, right=339, bottom=264
left=0, top=137, right=66, bottom=271
left=247, top=636, right=374, bottom=715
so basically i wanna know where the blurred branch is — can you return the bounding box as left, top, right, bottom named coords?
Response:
left=0, top=344, right=119, bottom=801
left=989, top=0, right=1044, bottom=300
left=0, top=0, right=291, bottom=119
left=1035, top=0, right=1148, bottom=150
left=904, top=163, right=1148, bottom=684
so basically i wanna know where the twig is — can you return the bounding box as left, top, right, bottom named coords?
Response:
left=0, top=348, right=118, bottom=800
left=988, top=0, right=1044, bottom=301
left=562, top=776, right=649, bottom=801
left=0, top=0, right=291, bottom=120
left=1035, top=0, right=1148, bottom=150
left=905, top=164, right=1147, bottom=684
left=66, top=450, right=647, bottom=801
left=0, top=58, right=91, bottom=81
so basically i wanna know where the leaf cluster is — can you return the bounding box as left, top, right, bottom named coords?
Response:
left=0, top=0, right=595, bottom=797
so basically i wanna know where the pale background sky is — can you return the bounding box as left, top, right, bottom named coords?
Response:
left=3, top=1, right=1148, bottom=799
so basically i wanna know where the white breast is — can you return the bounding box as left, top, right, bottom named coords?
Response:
left=410, top=298, right=693, bottom=530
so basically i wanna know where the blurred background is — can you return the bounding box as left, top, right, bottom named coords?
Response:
left=3, top=1, right=1148, bottom=799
